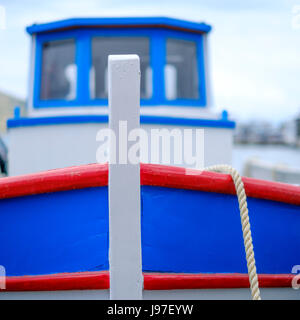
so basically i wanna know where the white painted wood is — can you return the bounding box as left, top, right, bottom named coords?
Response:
left=0, top=290, right=109, bottom=300
left=8, top=124, right=232, bottom=176
left=28, top=105, right=220, bottom=118
left=0, top=287, right=299, bottom=300
left=108, top=55, right=143, bottom=300
left=143, top=287, right=300, bottom=300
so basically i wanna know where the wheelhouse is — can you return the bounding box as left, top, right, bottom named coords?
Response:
left=27, top=17, right=211, bottom=112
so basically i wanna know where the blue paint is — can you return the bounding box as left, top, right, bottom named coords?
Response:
left=141, top=186, right=300, bottom=274
left=141, top=115, right=235, bottom=128
left=14, top=107, right=21, bottom=119
left=156, top=29, right=207, bottom=107
left=76, top=33, right=91, bottom=104
left=222, top=110, right=228, bottom=120
left=0, top=187, right=109, bottom=276
left=149, top=31, right=165, bottom=102
left=26, top=17, right=212, bottom=35
left=7, top=115, right=236, bottom=129
left=197, top=34, right=207, bottom=105
left=0, top=184, right=299, bottom=277
left=31, top=23, right=208, bottom=109
left=7, top=115, right=108, bottom=128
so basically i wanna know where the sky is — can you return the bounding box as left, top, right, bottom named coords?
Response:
left=0, top=0, right=299, bottom=123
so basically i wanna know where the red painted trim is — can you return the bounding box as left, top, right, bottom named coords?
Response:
left=0, top=163, right=108, bottom=200
left=143, top=273, right=294, bottom=290
left=2, top=272, right=294, bottom=292
left=0, top=163, right=300, bottom=205
left=5, top=271, right=109, bottom=292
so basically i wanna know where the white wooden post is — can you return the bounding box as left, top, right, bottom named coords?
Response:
left=108, top=55, right=143, bottom=300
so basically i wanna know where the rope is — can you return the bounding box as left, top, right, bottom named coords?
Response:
left=205, top=164, right=261, bottom=300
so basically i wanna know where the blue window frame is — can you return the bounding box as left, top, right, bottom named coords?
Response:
left=162, top=30, right=206, bottom=106
left=40, top=38, right=77, bottom=101
left=33, top=28, right=207, bottom=109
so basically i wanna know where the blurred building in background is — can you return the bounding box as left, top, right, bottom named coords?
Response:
left=281, top=118, right=298, bottom=146
left=0, top=90, right=26, bottom=133
left=0, top=90, right=26, bottom=175
left=297, top=117, right=300, bottom=147
left=234, top=114, right=300, bottom=147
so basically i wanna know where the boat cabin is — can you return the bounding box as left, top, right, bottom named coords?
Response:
left=7, top=17, right=235, bottom=176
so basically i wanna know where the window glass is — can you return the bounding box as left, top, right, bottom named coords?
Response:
left=165, top=38, right=199, bottom=100
left=91, top=37, right=151, bottom=99
left=40, top=39, right=76, bottom=100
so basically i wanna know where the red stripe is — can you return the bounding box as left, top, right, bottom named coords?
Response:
left=0, top=163, right=300, bottom=205
left=3, top=272, right=294, bottom=291
left=143, top=273, right=294, bottom=290
left=0, top=163, right=108, bottom=199
left=5, top=271, right=109, bottom=291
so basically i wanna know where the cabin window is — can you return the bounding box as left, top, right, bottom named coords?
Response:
left=40, top=39, right=77, bottom=101
left=91, top=37, right=151, bottom=99
left=165, top=38, right=199, bottom=100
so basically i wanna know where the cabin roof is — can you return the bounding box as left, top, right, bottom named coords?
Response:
left=26, top=17, right=212, bottom=35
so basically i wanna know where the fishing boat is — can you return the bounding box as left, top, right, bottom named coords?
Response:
left=1, top=17, right=299, bottom=300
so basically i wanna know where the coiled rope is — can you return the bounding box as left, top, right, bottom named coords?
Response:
left=205, top=164, right=261, bottom=300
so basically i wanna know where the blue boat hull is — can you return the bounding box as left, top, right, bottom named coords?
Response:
left=0, top=164, right=299, bottom=293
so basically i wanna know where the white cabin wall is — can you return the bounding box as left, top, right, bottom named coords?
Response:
left=28, top=105, right=220, bottom=118
left=204, top=127, right=232, bottom=166
left=8, top=123, right=233, bottom=176
left=8, top=123, right=107, bottom=176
